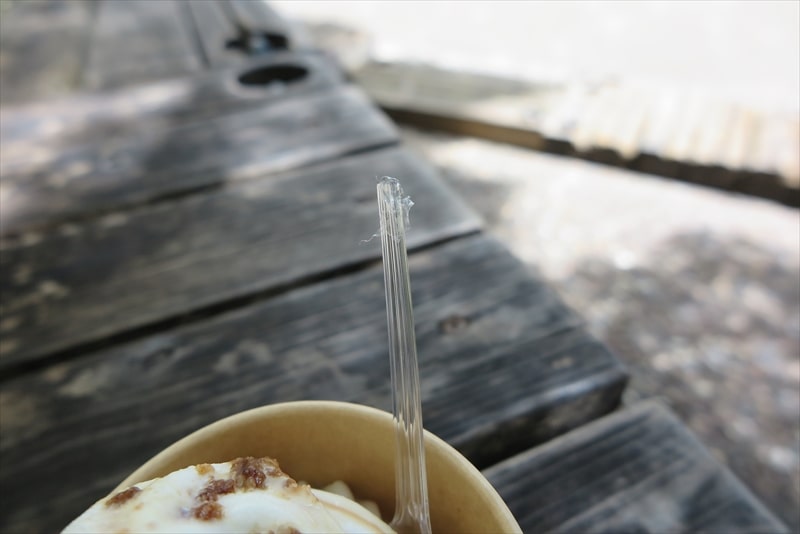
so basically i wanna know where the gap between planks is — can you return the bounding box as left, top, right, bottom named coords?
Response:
left=0, top=229, right=478, bottom=384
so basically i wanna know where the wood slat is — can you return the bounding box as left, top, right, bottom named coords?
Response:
left=355, top=61, right=800, bottom=206
left=226, top=0, right=313, bottom=51
left=183, top=0, right=314, bottom=68
left=0, top=0, right=93, bottom=105
left=0, top=147, right=480, bottom=367
left=355, top=61, right=556, bottom=153
left=228, top=0, right=284, bottom=30
left=84, top=0, right=202, bottom=90
left=1, top=51, right=342, bottom=148
left=0, top=84, right=397, bottom=236
left=185, top=0, right=243, bottom=68
left=0, top=234, right=626, bottom=532
left=484, top=401, right=788, bottom=534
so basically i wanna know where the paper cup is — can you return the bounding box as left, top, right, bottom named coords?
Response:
left=118, top=401, right=521, bottom=533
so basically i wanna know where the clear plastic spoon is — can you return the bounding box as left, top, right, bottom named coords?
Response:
left=377, top=176, right=432, bottom=534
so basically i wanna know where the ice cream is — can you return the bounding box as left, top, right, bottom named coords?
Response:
left=62, top=457, right=395, bottom=533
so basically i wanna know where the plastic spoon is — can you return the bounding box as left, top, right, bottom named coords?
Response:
left=377, top=176, right=432, bottom=534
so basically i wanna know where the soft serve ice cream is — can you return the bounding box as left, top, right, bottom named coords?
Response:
left=63, top=457, right=394, bottom=533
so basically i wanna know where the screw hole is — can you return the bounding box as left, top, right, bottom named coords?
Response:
left=237, top=64, right=308, bottom=88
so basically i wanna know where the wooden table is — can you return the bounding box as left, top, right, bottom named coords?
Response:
left=0, top=2, right=787, bottom=532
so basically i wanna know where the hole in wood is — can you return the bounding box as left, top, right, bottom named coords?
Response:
left=438, top=315, right=471, bottom=334
left=237, top=64, right=308, bottom=88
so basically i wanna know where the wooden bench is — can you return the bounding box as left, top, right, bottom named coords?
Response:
left=353, top=61, right=800, bottom=207
left=485, top=401, right=788, bottom=533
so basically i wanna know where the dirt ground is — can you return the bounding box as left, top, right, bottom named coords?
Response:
left=400, top=127, right=800, bottom=530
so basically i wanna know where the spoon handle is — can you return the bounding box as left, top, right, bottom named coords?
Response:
left=377, top=176, right=432, bottom=534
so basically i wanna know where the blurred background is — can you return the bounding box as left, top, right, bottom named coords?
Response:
left=275, top=0, right=800, bottom=114
left=1, top=0, right=798, bottom=530
left=273, top=0, right=800, bottom=528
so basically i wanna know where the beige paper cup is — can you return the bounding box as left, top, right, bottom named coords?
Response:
left=118, top=401, right=520, bottom=533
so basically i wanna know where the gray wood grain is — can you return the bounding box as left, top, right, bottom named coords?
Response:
left=84, top=0, right=202, bottom=90
left=1, top=51, right=342, bottom=148
left=226, top=0, right=313, bottom=51
left=0, top=84, right=397, bottom=236
left=183, top=0, right=312, bottom=66
left=484, top=401, right=788, bottom=534
left=185, top=0, right=243, bottom=68
left=0, top=147, right=479, bottom=367
left=0, top=234, right=626, bottom=533
left=0, top=0, right=94, bottom=105
left=356, top=61, right=799, bottom=207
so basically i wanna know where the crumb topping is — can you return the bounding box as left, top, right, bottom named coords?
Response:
left=105, top=487, right=141, bottom=508
left=191, top=477, right=236, bottom=521
left=231, top=457, right=279, bottom=490
left=195, top=463, right=213, bottom=476
left=198, top=479, right=236, bottom=501
left=96, top=458, right=315, bottom=526
left=192, top=501, right=223, bottom=521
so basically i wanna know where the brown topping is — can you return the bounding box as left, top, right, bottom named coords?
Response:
left=192, top=501, right=223, bottom=521
left=189, top=457, right=285, bottom=521
left=195, top=463, right=213, bottom=476
left=231, top=457, right=277, bottom=489
left=197, top=479, right=235, bottom=501
left=190, top=477, right=236, bottom=521
left=105, top=486, right=141, bottom=507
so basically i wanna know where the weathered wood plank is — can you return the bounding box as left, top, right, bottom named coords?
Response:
left=0, top=84, right=397, bottom=236
left=84, top=0, right=202, bottom=90
left=355, top=61, right=800, bottom=206
left=0, top=234, right=626, bottom=532
left=0, top=147, right=479, bottom=366
left=226, top=0, right=313, bottom=51
left=355, top=61, right=555, bottom=154
left=184, top=0, right=313, bottom=66
left=484, top=401, right=788, bottom=534
left=0, top=51, right=342, bottom=148
left=185, top=0, right=243, bottom=68
left=0, top=0, right=93, bottom=105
